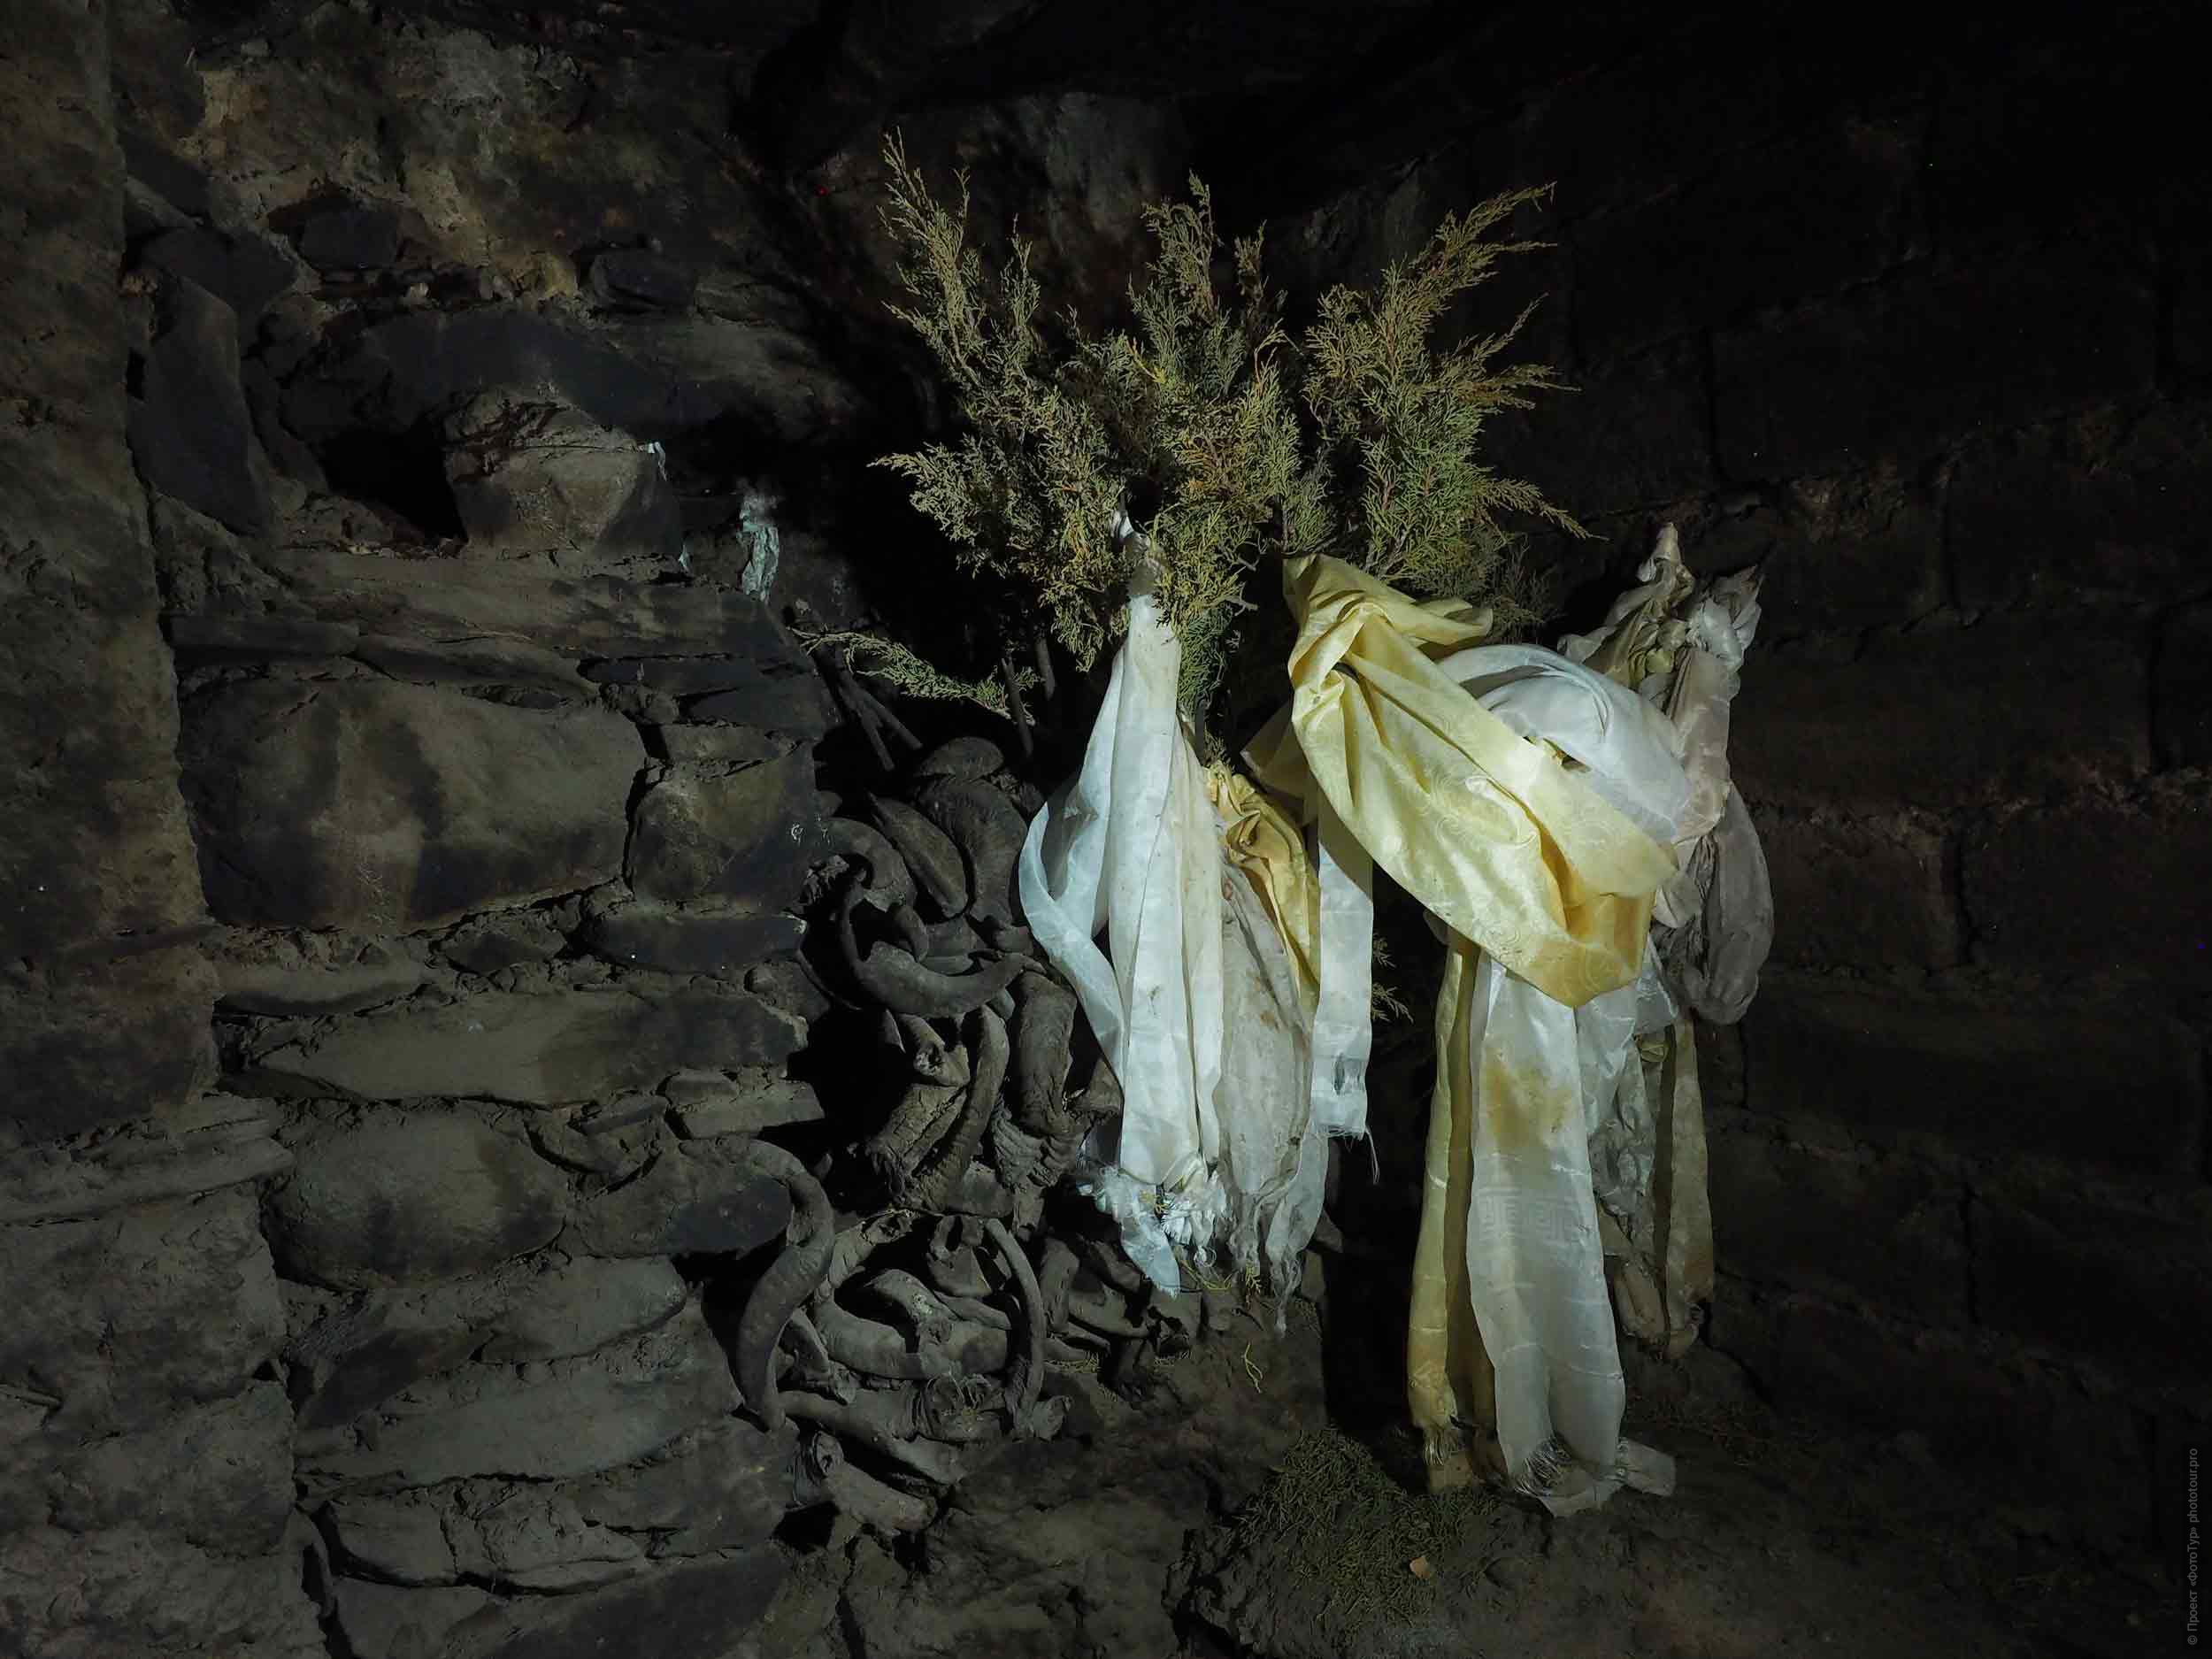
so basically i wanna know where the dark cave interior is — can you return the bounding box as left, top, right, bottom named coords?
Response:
left=1, top=2, right=2206, bottom=1656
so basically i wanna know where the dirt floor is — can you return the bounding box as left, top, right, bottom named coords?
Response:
left=739, top=1283, right=2169, bottom=1659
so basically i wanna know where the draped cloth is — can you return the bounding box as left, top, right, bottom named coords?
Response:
left=1562, top=526, right=1768, bottom=1360
left=1018, top=568, right=1341, bottom=1299
left=1246, top=554, right=1686, bottom=1496
left=1248, top=556, right=1676, bottom=1009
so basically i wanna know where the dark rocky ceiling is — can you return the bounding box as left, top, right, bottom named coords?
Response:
left=165, top=0, right=2204, bottom=242
left=167, top=0, right=1716, bottom=211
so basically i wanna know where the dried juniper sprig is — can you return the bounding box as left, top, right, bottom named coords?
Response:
left=874, top=134, right=1591, bottom=745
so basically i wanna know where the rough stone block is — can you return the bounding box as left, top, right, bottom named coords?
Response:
left=1714, top=244, right=2156, bottom=479
left=0, top=490, right=214, bottom=1129
left=0, top=949, right=219, bottom=1141
left=0, top=1189, right=284, bottom=1433
left=649, top=723, right=795, bottom=767
left=441, top=1549, right=786, bottom=1659
left=137, top=225, right=296, bottom=324
left=570, top=1139, right=791, bottom=1258
left=111, top=0, right=207, bottom=157
left=746, top=959, right=834, bottom=1024
left=1740, top=973, right=2204, bottom=1178
left=0, top=560, right=211, bottom=952
left=267, top=1110, right=571, bottom=1289
left=126, top=274, right=271, bottom=534
left=1572, top=112, right=1921, bottom=357
left=324, top=1495, right=458, bottom=1586
left=443, top=396, right=680, bottom=567
left=142, top=489, right=255, bottom=614
left=232, top=538, right=810, bottom=662
left=590, top=248, right=698, bottom=310
left=1757, top=813, right=1958, bottom=967
left=321, top=1415, right=793, bottom=1598
left=586, top=653, right=820, bottom=696
left=570, top=629, right=830, bottom=739
left=0, top=109, right=119, bottom=424
left=0, top=1094, right=291, bottom=1225
left=626, top=753, right=823, bottom=906
left=181, top=680, right=639, bottom=932
left=0, top=0, right=173, bottom=1094
left=165, top=615, right=361, bottom=669
left=298, top=1302, right=737, bottom=1487
left=438, top=911, right=571, bottom=974
left=328, top=1488, right=650, bottom=1593
left=584, top=902, right=804, bottom=975
left=289, top=193, right=403, bottom=271
left=51, top=1382, right=296, bottom=1551
left=280, top=304, right=858, bottom=455
left=671, top=1078, right=824, bottom=1139
left=281, top=1263, right=663, bottom=1432
left=480, top=1256, right=689, bottom=1363
left=288, top=1291, right=493, bottom=1432
left=1731, top=615, right=2150, bottom=809
left=528, top=1109, right=664, bottom=1183
left=332, top=1580, right=493, bottom=1659
left=254, top=987, right=803, bottom=1104
left=1964, top=788, right=2212, bottom=992
left=348, top=632, right=592, bottom=700
left=2154, top=603, right=2212, bottom=769
left=682, top=678, right=836, bottom=733
left=213, top=937, right=429, bottom=1016
left=1970, top=1179, right=2212, bottom=1383
left=1951, top=403, right=2212, bottom=609
left=0, top=1526, right=326, bottom=1659
left=445, top=1487, right=647, bottom=1589
left=573, top=1418, right=795, bottom=1555
left=1706, top=1128, right=1966, bottom=1319
left=0, top=0, right=212, bottom=1145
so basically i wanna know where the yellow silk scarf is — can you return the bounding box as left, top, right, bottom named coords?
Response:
left=1247, top=553, right=1679, bottom=1483
left=1248, top=555, right=1673, bottom=1007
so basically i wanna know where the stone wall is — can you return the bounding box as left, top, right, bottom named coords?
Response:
left=1266, top=6, right=2208, bottom=1556
left=3, top=3, right=1187, bottom=1654
left=1, top=2, right=319, bottom=1654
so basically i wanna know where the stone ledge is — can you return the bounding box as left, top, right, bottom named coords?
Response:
left=251, top=987, right=803, bottom=1105
left=0, top=1094, right=291, bottom=1225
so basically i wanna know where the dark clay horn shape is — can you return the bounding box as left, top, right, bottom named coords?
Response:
left=1010, top=971, right=1078, bottom=1134
left=912, top=776, right=1026, bottom=927
left=901, top=1005, right=1010, bottom=1212
left=823, top=817, right=918, bottom=910
left=868, top=795, right=968, bottom=918
left=840, top=889, right=1026, bottom=1018
left=733, top=1141, right=835, bottom=1433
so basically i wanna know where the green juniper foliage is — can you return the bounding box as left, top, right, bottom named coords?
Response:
left=795, top=627, right=1039, bottom=718
left=874, top=134, right=1587, bottom=731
